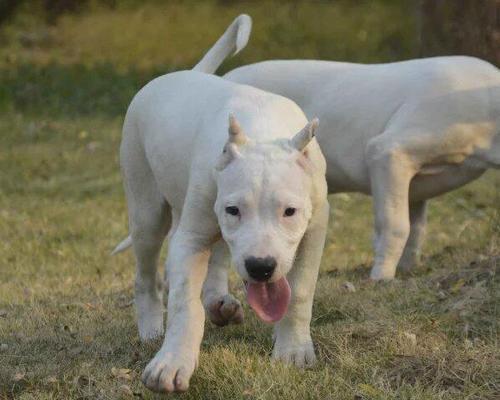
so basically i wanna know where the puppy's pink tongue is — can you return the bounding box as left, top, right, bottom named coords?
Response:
left=246, top=277, right=291, bottom=323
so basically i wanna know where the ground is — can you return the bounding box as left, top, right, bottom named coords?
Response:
left=0, top=2, right=499, bottom=399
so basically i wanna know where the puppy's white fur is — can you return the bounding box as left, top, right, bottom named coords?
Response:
left=115, top=15, right=328, bottom=393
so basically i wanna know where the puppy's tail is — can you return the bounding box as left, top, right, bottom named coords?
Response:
left=193, top=14, right=252, bottom=74
left=111, top=16, right=251, bottom=257
left=111, top=235, right=132, bottom=255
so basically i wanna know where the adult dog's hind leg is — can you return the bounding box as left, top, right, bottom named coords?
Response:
left=367, top=140, right=416, bottom=280
left=202, top=240, right=243, bottom=326
left=397, top=200, right=427, bottom=272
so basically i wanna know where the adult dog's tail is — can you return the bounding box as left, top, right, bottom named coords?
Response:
left=193, top=14, right=252, bottom=74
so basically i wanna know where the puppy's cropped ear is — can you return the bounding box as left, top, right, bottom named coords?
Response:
left=291, top=118, right=319, bottom=152
left=228, top=113, right=248, bottom=146
left=216, top=114, right=248, bottom=171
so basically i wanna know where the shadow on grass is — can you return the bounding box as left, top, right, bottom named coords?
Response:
left=0, top=62, right=188, bottom=118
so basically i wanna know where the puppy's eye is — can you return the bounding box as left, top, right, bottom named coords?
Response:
left=225, top=206, right=240, bottom=216
left=284, top=207, right=296, bottom=217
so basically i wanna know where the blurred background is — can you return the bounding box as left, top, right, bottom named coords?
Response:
left=0, top=0, right=498, bottom=118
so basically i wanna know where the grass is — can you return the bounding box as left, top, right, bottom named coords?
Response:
left=0, top=1, right=499, bottom=399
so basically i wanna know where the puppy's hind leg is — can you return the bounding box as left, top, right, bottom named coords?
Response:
left=397, top=200, right=427, bottom=272
left=122, top=134, right=171, bottom=341
left=130, top=199, right=171, bottom=341
left=202, top=239, right=243, bottom=326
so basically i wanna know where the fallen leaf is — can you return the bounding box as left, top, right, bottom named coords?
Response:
left=47, top=376, right=58, bottom=384
left=111, top=367, right=132, bottom=381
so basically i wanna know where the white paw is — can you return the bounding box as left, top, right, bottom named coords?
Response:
left=205, top=294, right=244, bottom=327
left=142, top=350, right=196, bottom=393
left=272, top=335, right=316, bottom=368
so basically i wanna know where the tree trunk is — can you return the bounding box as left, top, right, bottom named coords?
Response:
left=419, top=0, right=500, bottom=66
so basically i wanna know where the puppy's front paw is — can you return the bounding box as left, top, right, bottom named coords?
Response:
left=142, top=350, right=195, bottom=393
left=272, top=335, right=316, bottom=368
left=206, top=294, right=244, bottom=326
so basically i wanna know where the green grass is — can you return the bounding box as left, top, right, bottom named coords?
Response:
left=0, top=1, right=499, bottom=399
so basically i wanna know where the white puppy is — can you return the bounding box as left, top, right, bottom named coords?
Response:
left=220, top=22, right=500, bottom=281
left=113, top=15, right=328, bottom=393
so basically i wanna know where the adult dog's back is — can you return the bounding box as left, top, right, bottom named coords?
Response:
left=225, top=56, right=500, bottom=193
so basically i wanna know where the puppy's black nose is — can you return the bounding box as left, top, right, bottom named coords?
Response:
left=245, top=256, right=277, bottom=282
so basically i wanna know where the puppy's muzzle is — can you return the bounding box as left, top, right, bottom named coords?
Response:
left=244, top=256, right=276, bottom=282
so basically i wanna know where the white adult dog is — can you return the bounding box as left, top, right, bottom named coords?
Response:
left=214, top=16, right=500, bottom=282
left=226, top=57, right=500, bottom=281
left=113, top=15, right=329, bottom=393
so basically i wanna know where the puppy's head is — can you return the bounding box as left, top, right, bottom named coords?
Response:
left=214, top=114, right=319, bottom=323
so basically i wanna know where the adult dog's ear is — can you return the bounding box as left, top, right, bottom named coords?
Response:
left=216, top=114, right=248, bottom=171
left=291, top=118, right=319, bottom=152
